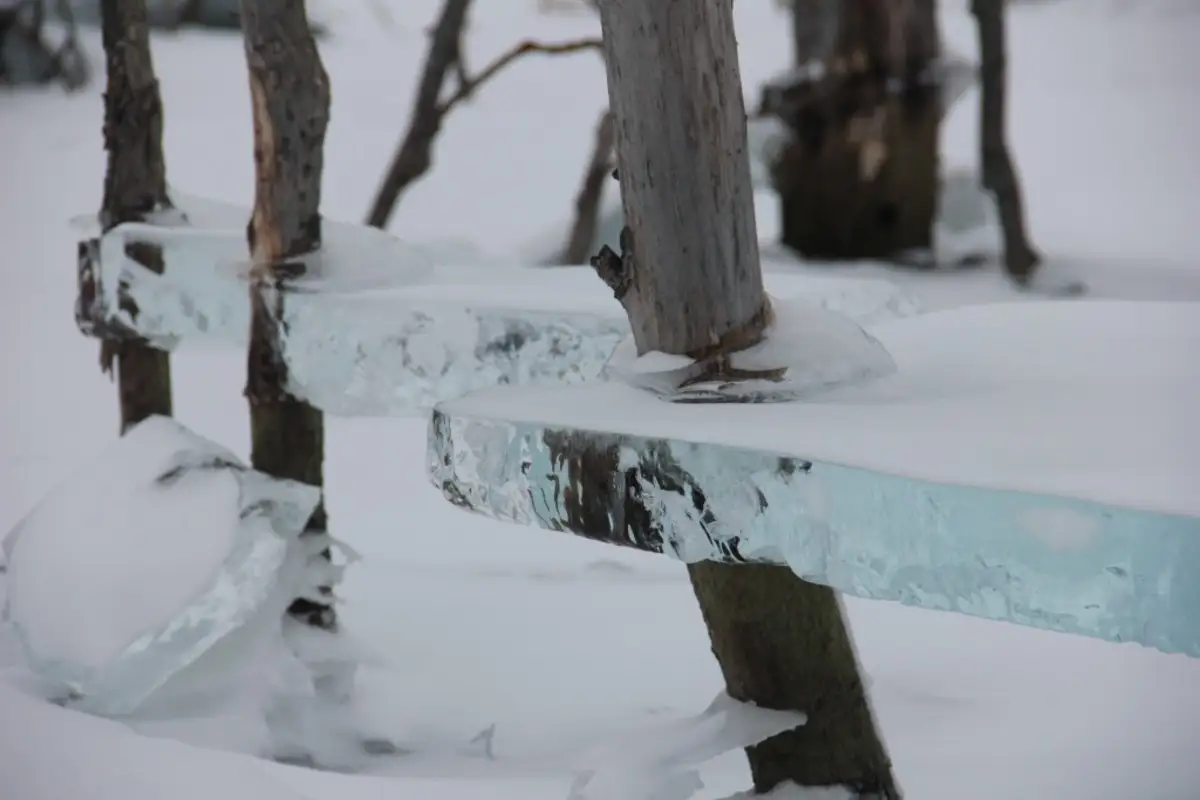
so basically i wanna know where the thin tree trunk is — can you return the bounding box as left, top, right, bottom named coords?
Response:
left=365, top=0, right=471, bottom=229
left=770, top=0, right=940, bottom=262
left=239, top=0, right=334, bottom=630
left=972, top=0, right=1039, bottom=284
left=98, top=0, right=172, bottom=433
left=557, top=109, right=615, bottom=264
left=593, top=1, right=898, bottom=794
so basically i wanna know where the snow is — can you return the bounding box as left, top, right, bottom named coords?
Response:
left=4, top=0, right=1200, bottom=797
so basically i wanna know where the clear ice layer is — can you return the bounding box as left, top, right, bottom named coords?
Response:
left=76, top=191, right=921, bottom=416
left=429, top=302, right=1200, bottom=658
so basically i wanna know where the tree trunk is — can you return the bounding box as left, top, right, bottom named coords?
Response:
left=594, top=1, right=898, bottom=794
left=770, top=0, right=940, bottom=262
left=972, top=0, right=1039, bottom=284
left=99, top=0, right=172, bottom=433
left=239, top=0, right=334, bottom=631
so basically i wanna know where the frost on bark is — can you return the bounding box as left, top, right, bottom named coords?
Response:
left=972, top=0, right=1039, bottom=284
left=590, top=0, right=898, bottom=794
left=98, top=0, right=173, bottom=433
left=766, top=0, right=940, bottom=262
left=239, top=0, right=334, bottom=630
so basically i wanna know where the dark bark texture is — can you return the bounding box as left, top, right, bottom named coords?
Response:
left=689, top=562, right=898, bottom=796
left=767, top=0, right=941, bottom=262
left=99, top=0, right=173, bottom=433
left=239, top=0, right=333, bottom=630
left=972, top=0, right=1040, bottom=284
left=594, top=0, right=897, bottom=794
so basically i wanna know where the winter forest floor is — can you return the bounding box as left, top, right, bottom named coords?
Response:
left=2, top=0, right=1200, bottom=798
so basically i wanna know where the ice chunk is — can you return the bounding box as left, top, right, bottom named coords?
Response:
left=77, top=190, right=921, bottom=415
left=605, top=296, right=897, bottom=403
left=2, top=416, right=320, bottom=716
left=568, top=694, right=804, bottom=800
left=430, top=301, right=1200, bottom=657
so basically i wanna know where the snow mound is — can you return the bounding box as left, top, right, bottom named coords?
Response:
left=0, top=417, right=369, bottom=767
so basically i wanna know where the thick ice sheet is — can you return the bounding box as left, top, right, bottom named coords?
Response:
left=430, top=301, right=1200, bottom=656
left=76, top=192, right=920, bottom=415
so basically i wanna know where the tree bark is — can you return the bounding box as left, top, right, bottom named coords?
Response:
left=972, top=0, right=1039, bottom=284
left=99, top=0, right=172, bottom=433
left=239, top=0, right=334, bottom=630
left=593, top=1, right=898, bottom=794
left=768, top=0, right=940, bottom=263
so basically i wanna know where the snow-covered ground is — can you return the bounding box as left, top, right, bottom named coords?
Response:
left=2, top=0, right=1200, bottom=798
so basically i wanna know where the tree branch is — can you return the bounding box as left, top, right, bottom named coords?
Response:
left=438, top=36, right=602, bottom=114
left=364, top=0, right=601, bottom=229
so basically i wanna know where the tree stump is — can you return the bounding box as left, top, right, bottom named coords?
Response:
left=768, top=0, right=940, bottom=264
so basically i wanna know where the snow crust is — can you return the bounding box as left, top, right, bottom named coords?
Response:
left=80, top=190, right=921, bottom=415
left=431, top=300, right=1200, bottom=656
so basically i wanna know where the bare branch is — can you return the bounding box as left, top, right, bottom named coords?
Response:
left=364, top=0, right=602, bottom=229
left=971, top=0, right=1039, bottom=285
left=437, top=37, right=602, bottom=113
left=556, top=109, right=614, bottom=265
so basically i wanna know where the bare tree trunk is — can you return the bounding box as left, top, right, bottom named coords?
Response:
left=556, top=109, right=615, bottom=264
left=593, top=1, right=897, bottom=794
left=98, top=0, right=172, bottom=433
left=768, top=0, right=940, bottom=263
left=972, top=0, right=1039, bottom=284
left=239, top=0, right=334, bottom=630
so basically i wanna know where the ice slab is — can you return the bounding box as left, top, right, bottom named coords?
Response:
left=429, top=301, right=1200, bottom=657
left=75, top=191, right=920, bottom=416
left=2, top=416, right=321, bottom=716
